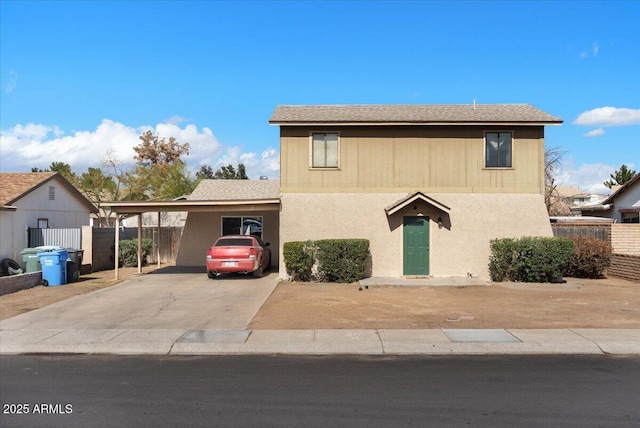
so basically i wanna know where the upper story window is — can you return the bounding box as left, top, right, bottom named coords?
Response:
left=48, top=186, right=56, bottom=200
left=485, top=132, right=512, bottom=168
left=311, top=133, right=339, bottom=168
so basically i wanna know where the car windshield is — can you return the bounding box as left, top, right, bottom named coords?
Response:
left=215, top=238, right=254, bottom=247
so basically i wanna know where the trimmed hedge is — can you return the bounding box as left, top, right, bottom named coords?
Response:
left=283, top=239, right=370, bottom=283
left=489, top=237, right=574, bottom=283
left=564, top=236, right=611, bottom=278
left=282, top=241, right=315, bottom=281
left=119, top=238, right=153, bottom=267
left=315, top=239, right=370, bottom=283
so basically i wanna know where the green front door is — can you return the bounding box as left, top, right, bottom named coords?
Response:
left=403, top=216, right=429, bottom=275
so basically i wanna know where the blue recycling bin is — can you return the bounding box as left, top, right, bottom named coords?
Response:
left=37, top=250, right=68, bottom=286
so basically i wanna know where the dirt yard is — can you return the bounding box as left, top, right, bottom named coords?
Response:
left=249, top=277, right=640, bottom=330
left=2, top=269, right=638, bottom=329
left=0, top=265, right=162, bottom=320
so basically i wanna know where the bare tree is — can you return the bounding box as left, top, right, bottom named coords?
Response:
left=544, top=147, right=571, bottom=216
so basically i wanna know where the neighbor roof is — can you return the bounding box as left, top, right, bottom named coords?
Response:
left=601, top=173, right=640, bottom=205
left=270, top=104, right=563, bottom=125
left=187, top=179, right=280, bottom=201
left=0, top=172, right=97, bottom=212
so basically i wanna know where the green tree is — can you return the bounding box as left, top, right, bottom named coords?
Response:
left=213, top=163, right=248, bottom=179
left=196, top=164, right=215, bottom=180
left=604, top=164, right=637, bottom=189
left=32, top=162, right=79, bottom=185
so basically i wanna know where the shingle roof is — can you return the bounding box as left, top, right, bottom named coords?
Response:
left=0, top=172, right=98, bottom=212
left=269, top=104, right=563, bottom=125
left=188, top=179, right=280, bottom=201
left=0, top=172, right=58, bottom=206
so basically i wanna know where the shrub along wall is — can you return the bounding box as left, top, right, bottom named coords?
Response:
left=489, top=237, right=574, bottom=283
left=564, top=236, right=611, bottom=279
left=283, top=239, right=370, bottom=283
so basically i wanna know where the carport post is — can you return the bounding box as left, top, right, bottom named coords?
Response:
left=137, top=214, right=142, bottom=274
left=157, top=212, right=161, bottom=268
left=115, top=215, right=120, bottom=280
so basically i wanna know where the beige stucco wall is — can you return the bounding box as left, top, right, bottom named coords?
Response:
left=279, top=193, right=552, bottom=280
left=176, top=210, right=279, bottom=269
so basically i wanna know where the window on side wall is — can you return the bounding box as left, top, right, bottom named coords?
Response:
left=222, top=216, right=263, bottom=239
left=311, top=133, right=339, bottom=168
left=621, top=212, right=639, bottom=223
left=485, top=132, right=512, bottom=168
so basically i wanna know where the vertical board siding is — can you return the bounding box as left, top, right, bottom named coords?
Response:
left=280, top=125, right=543, bottom=193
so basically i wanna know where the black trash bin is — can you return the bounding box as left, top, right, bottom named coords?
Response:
left=65, top=249, right=84, bottom=283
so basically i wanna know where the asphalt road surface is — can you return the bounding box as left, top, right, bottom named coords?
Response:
left=1, top=355, right=638, bottom=427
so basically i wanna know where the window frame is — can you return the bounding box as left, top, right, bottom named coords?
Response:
left=221, top=216, right=264, bottom=238
left=483, top=130, right=514, bottom=169
left=309, top=131, right=340, bottom=169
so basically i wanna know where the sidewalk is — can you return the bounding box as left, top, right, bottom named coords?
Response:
left=2, top=327, right=639, bottom=356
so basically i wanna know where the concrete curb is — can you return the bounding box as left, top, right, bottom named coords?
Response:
left=1, top=328, right=639, bottom=356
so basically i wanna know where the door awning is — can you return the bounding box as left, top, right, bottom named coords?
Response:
left=385, top=192, right=451, bottom=216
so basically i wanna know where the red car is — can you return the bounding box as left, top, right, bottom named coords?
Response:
left=206, top=235, right=271, bottom=279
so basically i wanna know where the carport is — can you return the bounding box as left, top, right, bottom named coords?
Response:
left=103, top=180, right=280, bottom=280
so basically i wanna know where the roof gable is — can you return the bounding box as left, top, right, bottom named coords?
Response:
left=0, top=172, right=97, bottom=213
left=602, top=173, right=640, bottom=205
left=270, top=104, right=563, bottom=125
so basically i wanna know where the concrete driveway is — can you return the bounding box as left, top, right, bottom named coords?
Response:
left=0, top=267, right=278, bottom=330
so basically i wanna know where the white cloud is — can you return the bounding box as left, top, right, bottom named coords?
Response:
left=580, top=42, right=599, bottom=58
left=211, top=146, right=280, bottom=179
left=0, top=119, right=280, bottom=180
left=584, top=128, right=605, bottom=137
left=4, top=71, right=18, bottom=93
left=555, top=158, right=636, bottom=195
left=165, top=115, right=187, bottom=125
left=574, top=107, right=640, bottom=127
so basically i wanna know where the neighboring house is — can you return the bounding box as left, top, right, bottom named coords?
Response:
left=0, top=172, right=98, bottom=263
left=270, top=104, right=563, bottom=279
left=579, top=173, right=640, bottom=223
left=555, top=186, right=607, bottom=208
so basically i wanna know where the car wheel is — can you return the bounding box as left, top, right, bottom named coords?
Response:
left=207, top=271, right=216, bottom=279
left=253, top=265, right=263, bottom=278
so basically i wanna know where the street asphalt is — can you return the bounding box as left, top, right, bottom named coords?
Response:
left=1, top=271, right=639, bottom=356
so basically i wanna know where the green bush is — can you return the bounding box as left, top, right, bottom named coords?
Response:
left=315, top=239, right=369, bottom=283
left=119, top=238, right=153, bottom=267
left=489, top=237, right=574, bottom=283
left=283, top=241, right=315, bottom=281
left=564, top=236, right=611, bottom=278
left=283, top=239, right=370, bottom=283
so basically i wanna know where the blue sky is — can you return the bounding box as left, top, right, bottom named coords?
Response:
left=1, top=0, right=639, bottom=193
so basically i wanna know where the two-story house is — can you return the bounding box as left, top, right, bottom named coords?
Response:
left=270, top=104, right=563, bottom=279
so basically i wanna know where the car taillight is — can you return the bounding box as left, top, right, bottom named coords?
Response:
left=206, top=248, right=212, bottom=259
left=249, top=248, right=256, bottom=258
